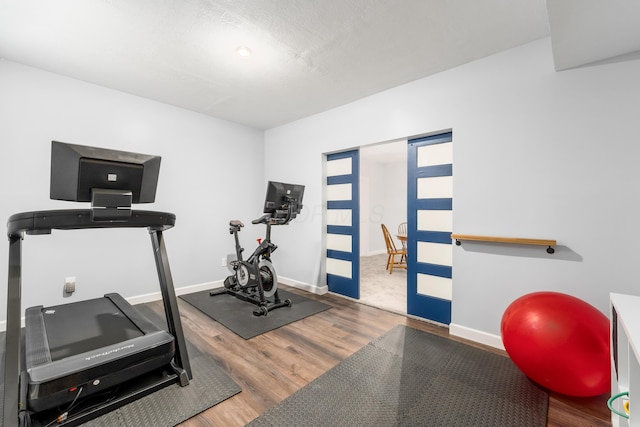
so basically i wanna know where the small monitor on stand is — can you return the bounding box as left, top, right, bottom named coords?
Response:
left=263, top=181, right=305, bottom=224
left=50, top=141, right=161, bottom=220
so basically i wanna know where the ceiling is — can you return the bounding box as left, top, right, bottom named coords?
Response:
left=0, top=1, right=638, bottom=130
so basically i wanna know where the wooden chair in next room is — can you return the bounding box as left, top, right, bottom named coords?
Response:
left=397, top=221, right=407, bottom=262
left=381, top=223, right=407, bottom=274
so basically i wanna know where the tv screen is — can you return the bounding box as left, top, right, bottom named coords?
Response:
left=263, top=181, right=304, bottom=220
left=50, top=141, right=161, bottom=204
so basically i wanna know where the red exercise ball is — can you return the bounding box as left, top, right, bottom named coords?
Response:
left=501, top=291, right=610, bottom=397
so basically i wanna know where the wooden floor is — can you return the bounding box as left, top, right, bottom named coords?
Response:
left=149, top=285, right=612, bottom=427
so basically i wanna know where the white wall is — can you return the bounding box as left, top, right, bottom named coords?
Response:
left=5, top=35, right=640, bottom=346
left=264, top=37, right=640, bottom=341
left=0, top=60, right=265, bottom=322
left=360, top=158, right=407, bottom=255
left=379, top=161, right=407, bottom=249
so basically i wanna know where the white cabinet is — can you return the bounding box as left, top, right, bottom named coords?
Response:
left=611, top=293, right=640, bottom=426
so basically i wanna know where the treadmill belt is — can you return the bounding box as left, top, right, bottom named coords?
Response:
left=41, top=297, right=144, bottom=361
left=24, top=294, right=177, bottom=415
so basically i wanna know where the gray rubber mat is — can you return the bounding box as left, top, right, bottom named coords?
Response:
left=82, top=305, right=242, bottom=426
left=181, top=288, right=331, bottom=339
left=83, top=353, right=241, bottom=427
left=247, top=325, right=548, bottom=427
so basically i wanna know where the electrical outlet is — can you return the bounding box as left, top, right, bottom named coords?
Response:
left=64, top=276, right=76, bottom=294
left=221, top=257, right=227, bottom=267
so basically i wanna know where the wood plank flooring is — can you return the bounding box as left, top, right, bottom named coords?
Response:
left=148, top=285, right=611, bottom=427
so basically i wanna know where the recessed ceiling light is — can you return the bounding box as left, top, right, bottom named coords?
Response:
left=236, top=46, right=252, bottom=58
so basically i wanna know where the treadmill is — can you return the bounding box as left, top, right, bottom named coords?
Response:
left=3, top=142, right=192, bottom=426
left=24, top=293, right=177, bottom=413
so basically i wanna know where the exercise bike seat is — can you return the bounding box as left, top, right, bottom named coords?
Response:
left=229, top=220, right=244, bottom=227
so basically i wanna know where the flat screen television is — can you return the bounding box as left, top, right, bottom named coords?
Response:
left=263, top=181, right=304, bottom=221
left=50, top=141, right=161, bottom=205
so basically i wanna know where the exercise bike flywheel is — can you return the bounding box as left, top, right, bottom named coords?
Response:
left=258, top=260, right=278, bottom=298
left=235, top=263, right=250, bottom=287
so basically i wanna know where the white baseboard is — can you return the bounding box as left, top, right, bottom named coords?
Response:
left=363, top=250, right=387, bottom=257
left=0, top=278, right=321, bottom=332
left=449, top=323, right=505, bottom=351
left=278, top=276, right=328, bottom=295
left=125, top=281, right=223, bottom=305
left=0, top=317, right=25, bottom=331
left=0, top=281, right=224, bottom=332
left=0, top=283, right=503, bottom=355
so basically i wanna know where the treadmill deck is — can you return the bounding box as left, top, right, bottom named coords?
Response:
left=24, top=293, right=175, bottom=413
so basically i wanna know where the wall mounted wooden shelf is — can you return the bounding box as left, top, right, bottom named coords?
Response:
left=450, top=234, right=557, bottom=254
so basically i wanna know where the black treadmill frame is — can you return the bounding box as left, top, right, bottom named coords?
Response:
left=3, top=209, right=192, bottom=426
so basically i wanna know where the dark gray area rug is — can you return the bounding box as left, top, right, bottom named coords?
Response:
left=0, top=304, right=241, bottom=427
left=180, top=288, right=331, bottom=339
left=247, top=325, right=549, bottom=427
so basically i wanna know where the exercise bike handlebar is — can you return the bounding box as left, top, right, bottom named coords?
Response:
left=252, top=200, right=301, bottom=226
left=251, top=214, right=271, bottom=225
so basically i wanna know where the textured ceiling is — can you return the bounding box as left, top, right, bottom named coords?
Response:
left=0, top=1, right=637, bottom=130
left=547, top=0, right=640, bottom=70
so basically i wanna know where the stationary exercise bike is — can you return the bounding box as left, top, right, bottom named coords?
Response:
left=210, top=181, right=304, bottom=316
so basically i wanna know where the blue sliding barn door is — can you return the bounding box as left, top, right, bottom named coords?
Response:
left=325, top=150, right=360, bottom=299
left=407, top=132, right=453, bottom=324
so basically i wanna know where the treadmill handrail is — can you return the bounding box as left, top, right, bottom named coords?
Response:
left=3, top=208, right=190, bottom=427
left=7, top=209, right=175, bottom=237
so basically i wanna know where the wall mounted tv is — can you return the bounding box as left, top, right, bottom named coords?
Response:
left=50, top=141, right=161, bottom=205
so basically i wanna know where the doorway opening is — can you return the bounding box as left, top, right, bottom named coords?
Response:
left=325, top=130, right=453, bottom=324
left=359, top=139, right=408, bottom=314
